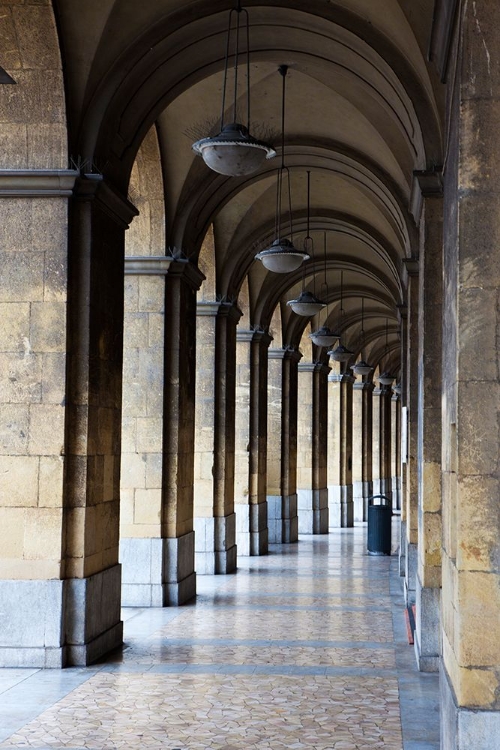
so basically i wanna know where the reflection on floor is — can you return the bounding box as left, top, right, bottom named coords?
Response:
left=0, top=523, right=439, bottom=749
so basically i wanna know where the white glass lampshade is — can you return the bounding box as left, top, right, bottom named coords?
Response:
left=255, top=239, right=309, bottom=273
left=287, top=290, right=326, bottom=317
left=351, top=360, right=373, bottom=376
left=309, top=326, right=340, bottom=347
left=328, top=343, right=353, bottom=362
left=378, top=371, right=395, bottom=386
left=193, top=123, right=276, bottom=176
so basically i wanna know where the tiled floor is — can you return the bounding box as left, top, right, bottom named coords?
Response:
left=0, top=523, right=439, bottom=749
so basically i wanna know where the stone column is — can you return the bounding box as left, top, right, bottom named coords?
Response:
left=0, top=169, right=93, bottom=668
left=235, top=330, right=270, bottom=555
left=120, top=255, right=171, bottom=606
left=371, top=387, right=381, bottom=496
left=194, top=301, right=241, bottom=574
left=267, top=348, right=301, bottom=544
left=361, top=382, right=375, bottom=520
left=440, top=5, right=500, bottom=743
left=379, top=385, right=393, bottom=501
left=391, top=393, right=401, bottom=511
left=404, top=261, right=419, bottom=605
left=413, top=176, right=443, bottom=673
left=297, top=363, right=329, bottom=534
left=398, top=304, right=408, bottom=577
left=161, top=260, right=204, bottom=603
left=352, top=382, right=364, bottom=521
left=63, top=176, right=138, bottom=665
left=328, top=371, right=354, bottom=528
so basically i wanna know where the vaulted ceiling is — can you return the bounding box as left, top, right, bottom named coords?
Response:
left=55, top=0, right=444, bottom=372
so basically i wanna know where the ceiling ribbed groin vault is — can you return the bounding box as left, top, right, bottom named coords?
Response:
left=55, top=0, right=443, bottom=373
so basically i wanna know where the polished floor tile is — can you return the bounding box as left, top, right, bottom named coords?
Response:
left=0, top=523, right=439, bottom=749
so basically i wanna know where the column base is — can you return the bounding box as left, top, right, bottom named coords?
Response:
left=236, top=502, right=268, bottom=555
left=194, top=514, right=237, bottom=574
left=121, top=534, right=196, bottom=605
left=164, top=531, right=196, bottom=604
left=267, top=494, right=298, bottom=543
left=353, top=481, right=364, bottom=522
left=353, top=480, right=372, bottom=522
left=298, top=488, right=328, bottom=534
left=0, top=578, right=66, bottom=667
left=414, top=576, right=440, bottom=672
left=441, top=666, right=500, bottom=750
left=328, top=484, right=354, bottom=528
left=391, top=475, right=401, bottom=511
left=405, top=541, right=418, bottom=605
left=0, top=565, right=123, bottom=668
left=121, top=538, right=166, bottom=606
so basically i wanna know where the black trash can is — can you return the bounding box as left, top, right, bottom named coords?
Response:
left=367, top=495, right=392, bottom=555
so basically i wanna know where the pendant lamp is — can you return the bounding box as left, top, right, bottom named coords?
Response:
left=310, top=232, right=340, bottom=346
left=255, top=67, right=309, bottom=272
left=378, top=319, right=395, bottom=385
left=351, top=298, right=373, bottom=376
left=192, top=2, right=275, bottom=176
left=287, top=172, right=326, bottom=316
left=328, top=271, right=353, bottom=362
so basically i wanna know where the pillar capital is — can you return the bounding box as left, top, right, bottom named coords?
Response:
left=236, top=328, right=272, bottom=346
left=197, top=300, right=242, bottom=323
left=313, top=361, right=331, bottom=376
left=403, top=257, right=420, bottom=276
left=354, top=381, right=375, bottom=392
left=410, top=168, right=443, bottom=222
left=125, top=256, right=173, bottom=276
left=328, top=372, right=355, bottom=384
left=165, top=259, right=205, bottom=292
left=298, top=362, right=317, bottom=373
left=73, top=173, right=139, bottom=228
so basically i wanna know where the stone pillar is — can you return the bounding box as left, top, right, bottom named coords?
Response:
left=297, top=363, right=329, bottom=534
left=404, top=262, right=419, bottom=605
left=161, top=260, right=204, bottom=603
left=0, top=170, right=86, bottom=667
left=328, top=371, right=354, bottom=528
left=361, top=381, right=375, bottom=520
left=398, top=304, right=408, bottom=577
left=235, top=330, right=270, bottom=555
left=120, top=255, right=171, bottom=606
left=440, top=5, right=500, bottom=743
left=353, top=379, right=373, bottom=522
left=194, top=301, right=241, bottom=574
left=391, top=393, right=401, bottom=511
left=267, top=348, right=301, bottom=544
left=371, top=387, right=381, bottom=496
left=63, top=176, right=138, bottom=664
left=413, top=177, right=443, bottom=673
left=352, top=382, right=364, bottom=522
left=379, top=385, right=392, bottom=501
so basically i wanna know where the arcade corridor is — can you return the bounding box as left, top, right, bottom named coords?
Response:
left=0, top=524, right=439, bottom=749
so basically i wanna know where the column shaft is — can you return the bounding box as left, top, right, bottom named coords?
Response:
left=161, top=261, right=204, bottom=603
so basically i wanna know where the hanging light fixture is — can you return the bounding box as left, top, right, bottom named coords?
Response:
left=287, top=172, right=326, bottom=316
left=192, top=2, right=275, bottom=176
left=310, top=232, right=340, bottom=347
left=328, top=270, right=353, bottom=362
left=378, top=318, right=395, bottom=385
left=351, top=298, right=373, bottom=376
left=255, top=67, right=309, bottom=273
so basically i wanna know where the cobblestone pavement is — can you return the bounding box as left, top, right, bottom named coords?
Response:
left=0, top=524, right=439, bottom=749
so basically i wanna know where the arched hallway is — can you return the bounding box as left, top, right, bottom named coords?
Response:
left=0, top=523, right=439, bottom=749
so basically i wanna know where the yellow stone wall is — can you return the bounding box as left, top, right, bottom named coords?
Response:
left=0, top=198, right=68, bottom=580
